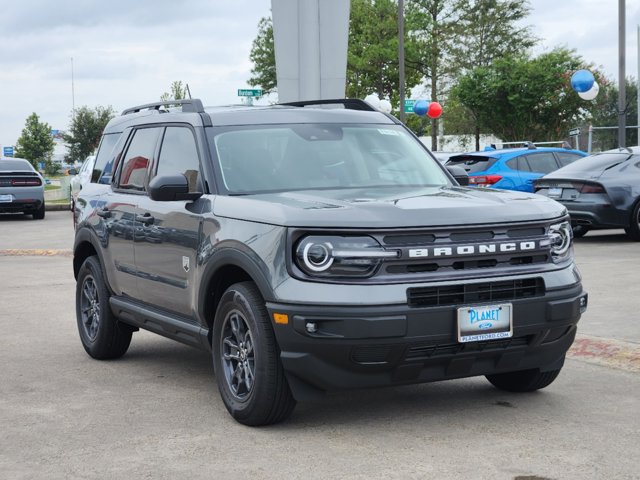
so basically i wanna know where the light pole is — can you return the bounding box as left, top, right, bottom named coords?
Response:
left=398, top=0, right=405, bottom=123
left=618, top=0, right=626, bottom=148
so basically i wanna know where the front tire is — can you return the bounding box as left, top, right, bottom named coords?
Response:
left=624, top=201, right=640, bottom=241
left=212, top=282, right=295, bottom=426
left=486, top=366, right=562, bottom=392
left=76, top=256, right=132, bottom=359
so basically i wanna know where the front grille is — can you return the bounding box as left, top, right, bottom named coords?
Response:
left=405, top=335, right=531, bottom=360
left=407, top=278, right=544, bottom=308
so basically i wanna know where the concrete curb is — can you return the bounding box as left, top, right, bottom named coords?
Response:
left=46, top=203, right=71, bottom=211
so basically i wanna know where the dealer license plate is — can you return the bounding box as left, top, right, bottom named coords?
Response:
left=457, top=303, right=512, bottom=343
left=547, top=187, right=562, bottom=197
left=0, top=194, right=13, bottom=203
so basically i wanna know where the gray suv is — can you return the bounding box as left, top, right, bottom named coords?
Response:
left=73, top=99, right=587, bottom=426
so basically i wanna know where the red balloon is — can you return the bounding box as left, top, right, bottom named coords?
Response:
left=427, top=102, right=442, bottom=119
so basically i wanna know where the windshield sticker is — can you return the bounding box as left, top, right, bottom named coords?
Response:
left=378, top=129, right=400, bottom=136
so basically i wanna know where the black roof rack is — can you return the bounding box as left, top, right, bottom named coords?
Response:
left=279, top=98, right=377, bottom=112
left=121, top=99, right=205, bottom=116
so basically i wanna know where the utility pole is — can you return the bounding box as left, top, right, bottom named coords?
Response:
left=618, top=0, right=626, bottom=148
left=398, top=0, right=405, bottom=123
left=71, top=57, right=76, bottom=122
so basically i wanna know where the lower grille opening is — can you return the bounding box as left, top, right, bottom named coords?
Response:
left=351, top=345, right=392, bottom=364
left=405, top=335, right=531, bottom=360
left=407, top=278, right=544, bottom=308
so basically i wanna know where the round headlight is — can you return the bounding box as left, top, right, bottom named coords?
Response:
left=302, top=241, right=334, bottom=272
left=549, top=222, right=572, bottom=258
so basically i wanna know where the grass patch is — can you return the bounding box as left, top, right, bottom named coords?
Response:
left=45, top=185, right=61, bottom=191
left=48, top=199, right=71, bottom=205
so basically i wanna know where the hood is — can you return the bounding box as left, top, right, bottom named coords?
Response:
left=212, top=186, right=566, bottom=228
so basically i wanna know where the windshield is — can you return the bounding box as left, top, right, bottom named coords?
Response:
left=208, top=124, right=449, bottom=193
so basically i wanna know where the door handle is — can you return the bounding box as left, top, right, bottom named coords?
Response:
left=136, top=213, right=155, bottom=225
left=96, top=208, right=111, bottom=218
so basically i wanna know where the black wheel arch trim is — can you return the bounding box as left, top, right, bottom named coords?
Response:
left=197, top=247, right=275, bottom=323
left=73, top=227, right=112, bottom=292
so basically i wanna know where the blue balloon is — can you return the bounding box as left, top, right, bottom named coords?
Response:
left=571, top=70, right=595, bottom=93
left=414, top=99, right=428, bottom=116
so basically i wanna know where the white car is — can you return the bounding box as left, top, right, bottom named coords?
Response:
left=70, top=155, right=95, bottom=206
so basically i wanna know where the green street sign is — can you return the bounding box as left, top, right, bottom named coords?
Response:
left=238, top=89, right=263, bottom=97
left=404, top=99, right=416, bottom=114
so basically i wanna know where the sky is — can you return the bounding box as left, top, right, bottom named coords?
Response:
left=1, top=0, right=639, bottom=151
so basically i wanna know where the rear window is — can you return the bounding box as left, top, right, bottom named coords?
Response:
left=446, top=155, right=497, bottom=174
left=0, top=159, right=34, bottom=171
left=553, top=153, right=632, bottom=175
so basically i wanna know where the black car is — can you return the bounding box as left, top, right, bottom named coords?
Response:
left=535, top=147, right=640, bottom=239
left=73, top=99, right=587, bottom=426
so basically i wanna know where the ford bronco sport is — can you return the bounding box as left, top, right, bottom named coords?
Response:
left=73, top=99, right=587, bottom=425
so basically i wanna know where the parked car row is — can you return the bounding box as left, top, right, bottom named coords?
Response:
left=440, top=145, right=640, bottom=241
left=0, top=157, right=45, bottom=219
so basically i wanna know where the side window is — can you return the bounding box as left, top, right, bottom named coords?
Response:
left=91, top=133, right=121, bottom=184
left=117, top=128, right=161, bottom=191
left=516, top=157, right=531, bottom=172
left=556, top=152, right=583, bottom=168
left=524, top=153, right=559, bottom=174
left=506, top=158, right=519, bottom=170
left=156, top=127, right=201, bottom=193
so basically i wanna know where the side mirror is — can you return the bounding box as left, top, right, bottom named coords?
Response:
left=446, top=165, right=469, bottom=186
left=148, top=174, right=202, bottom=202
left=68, top=168, right=78, bottom=175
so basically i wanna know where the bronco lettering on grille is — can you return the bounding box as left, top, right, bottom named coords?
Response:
left=408, top=241, right=537, bottom=258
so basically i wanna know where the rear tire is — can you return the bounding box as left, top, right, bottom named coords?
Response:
left=571, top=225, right=589, bottom=238
left=212, top=281, right=296, bottom=426
left=486, top=366, right=562, bottom=392
left=76, top=256, right=132, bottom=359
left=624, top=201, right=640, bottom=241
left=32, top=204, right=45, bottom=220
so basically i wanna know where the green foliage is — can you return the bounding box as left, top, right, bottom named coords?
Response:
left=587, top=78, right=639, bottom=150
left=44, top=161, right=61, bottom=176
left=248, top=17, right=276, bottom=94
left=14, top=113, right=56, bottom=169
left=347, top=0, right=421, bottom=105
left=160, top=80, right=188, bottom=102
left=452, top=48, right=604, bottom=142
left=63, top=106, right=115, bottom=162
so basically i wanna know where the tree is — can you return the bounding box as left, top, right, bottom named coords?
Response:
left=405, top=0, right=466, bottom=149
left=63, top=106, right=115, bottom=162
left=448, top=0, right=537, bottom=149
left=452, top=48, right=605, bottom=142
left=248, top=17, right=276, bottom=94
left=160, top=81, right=188, bottom=102
left=14, top=113, right=55, bottom=169
left=347, top=0, right=421, bottom=105
left=588, top=78, right=639, bottom=150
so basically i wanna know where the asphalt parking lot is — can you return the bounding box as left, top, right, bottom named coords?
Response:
left=1, top=211, right=639, bottom=479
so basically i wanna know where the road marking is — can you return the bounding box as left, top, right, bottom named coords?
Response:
left=569, top=334, right=640, bottom=373
left=0, top=249, right=73, bottom=257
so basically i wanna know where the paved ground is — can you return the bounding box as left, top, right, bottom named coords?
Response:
left=0, top=212, right=639, bottom=479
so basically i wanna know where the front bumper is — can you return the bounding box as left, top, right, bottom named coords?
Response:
left=267, top=282, right=586, bottom=401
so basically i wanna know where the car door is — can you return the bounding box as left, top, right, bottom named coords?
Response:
left=133, top=125, right=204, bottom=316
left=105, top=126, right=162, bottom=299
left=519, top=152, right=559, bottom=192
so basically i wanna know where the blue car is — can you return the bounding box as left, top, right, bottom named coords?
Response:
left=445, top=146, right=587, bottom=192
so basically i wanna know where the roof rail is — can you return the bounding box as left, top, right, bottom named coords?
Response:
left=279, top=98, right=377, bottom=112
left=121, top=99, right=205, bottom=116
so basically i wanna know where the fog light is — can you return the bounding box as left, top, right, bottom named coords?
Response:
left=579, top=295, right=588, bottom=313
left=305, top=322, right=318, bottom=334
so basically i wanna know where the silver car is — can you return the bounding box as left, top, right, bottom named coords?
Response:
left=0, top=157, right=45, bottom=219
left=70, top=155, right=95, bottom=207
